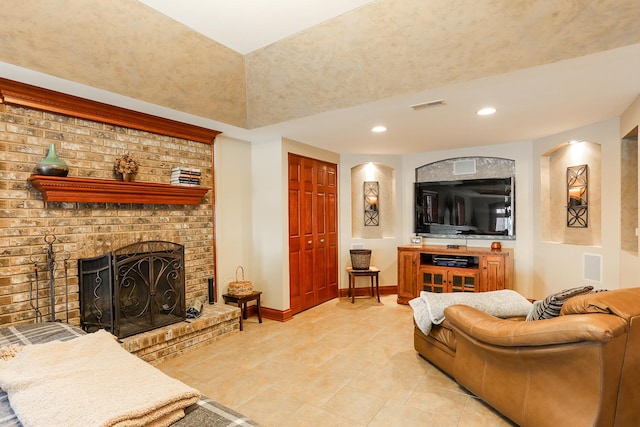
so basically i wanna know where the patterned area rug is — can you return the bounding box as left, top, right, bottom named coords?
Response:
left=0, top=323, right=259, bottom=427
left=173, top=397, right=259, bottom=426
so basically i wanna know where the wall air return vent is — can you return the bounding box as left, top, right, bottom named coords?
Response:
left=583, top=253, right=602, bottom=283
left=453, top=159, right=477, bottom=175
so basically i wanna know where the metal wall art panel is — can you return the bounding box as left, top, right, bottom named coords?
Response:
left=567, top=164, right=588, bottom=228
left=364, top=181, right=379, bottom=226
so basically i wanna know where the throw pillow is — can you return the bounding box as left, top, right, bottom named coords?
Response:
left=526, top=286, right=594, bottom=321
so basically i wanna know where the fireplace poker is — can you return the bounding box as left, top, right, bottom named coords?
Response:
left=29, top=234, right=70, bottom=323
left=28, top=260, right=43, bottom=323
left=45, top=234, right=57, bottom=322
left=63, top=254, right=70, bottom=323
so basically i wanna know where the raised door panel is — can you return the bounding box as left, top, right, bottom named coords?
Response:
left=315, top=244, right=328, bottom=302
left=302, top=243, right=316, bottom=309
left=482, top=255, right=505, bottom=291
left=397, top=250, right=418, bottom=303
left=316, top=188, right=326, bottom=236
left=326, top=241, right=338, bottom=299
left=289, top=250, right=301, bottom=300
left=327, top=165, right=337, bottom=188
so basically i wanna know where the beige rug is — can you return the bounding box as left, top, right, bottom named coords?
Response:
left=0, top=329, right=200, bottom=427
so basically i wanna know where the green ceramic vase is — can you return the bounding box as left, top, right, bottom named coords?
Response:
left=35, top=143, right=69, bottom=177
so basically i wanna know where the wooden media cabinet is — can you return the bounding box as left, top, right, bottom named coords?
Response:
left=397, top=245, right=513, bottom=304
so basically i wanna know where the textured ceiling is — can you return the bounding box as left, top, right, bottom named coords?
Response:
left=1, top=0, right=640, bottom=154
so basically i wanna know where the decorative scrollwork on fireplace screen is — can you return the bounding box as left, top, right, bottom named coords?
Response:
left=79, top=241, right=186, bottom=339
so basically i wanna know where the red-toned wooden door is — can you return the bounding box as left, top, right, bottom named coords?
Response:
left=288, top=153, right=338, bottom=315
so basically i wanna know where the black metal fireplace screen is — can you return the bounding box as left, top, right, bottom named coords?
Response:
left=78, top=241, right=185, bottom=339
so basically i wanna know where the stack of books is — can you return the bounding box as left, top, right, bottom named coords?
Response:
left=170, top=167, right=201, bottom=186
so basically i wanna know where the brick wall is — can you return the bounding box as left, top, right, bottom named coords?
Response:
left=0, top=103, right=215, bottom=325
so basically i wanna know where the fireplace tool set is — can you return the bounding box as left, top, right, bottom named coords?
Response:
left=29, top=234, right=70, bottom=323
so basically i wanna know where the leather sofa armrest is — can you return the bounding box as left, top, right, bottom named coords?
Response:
left=445, top=305, right=627, bottom=347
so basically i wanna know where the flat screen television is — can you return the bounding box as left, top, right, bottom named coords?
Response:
left=414, top=177, right=514, bottom=239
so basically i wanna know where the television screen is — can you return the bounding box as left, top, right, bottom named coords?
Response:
left=414, top=177, right=514, bottom=238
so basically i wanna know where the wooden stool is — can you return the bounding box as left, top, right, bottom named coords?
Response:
left=222, top=291, right=262, bottom=331
left=346, top=266, right=380, bottom=303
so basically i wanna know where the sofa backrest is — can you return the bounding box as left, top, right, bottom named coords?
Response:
left=560, top=287, right=640, bottom=320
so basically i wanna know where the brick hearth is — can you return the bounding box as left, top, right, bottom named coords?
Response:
left=120, top=303, right=240, bottom=365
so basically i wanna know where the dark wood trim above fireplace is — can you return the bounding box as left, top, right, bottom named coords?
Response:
left=29, top=175, right=210, bottom=205
left=0, top=78, right=221, bottom=144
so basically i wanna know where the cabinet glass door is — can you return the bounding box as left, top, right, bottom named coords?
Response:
left=450, top=271, right=478, bottom=292
left=420, top=269, right=446, bottom=293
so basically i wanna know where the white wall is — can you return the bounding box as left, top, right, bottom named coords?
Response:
left=250, top=139, right=287, bottom=310
left=532, top=118, right=622, bottom=298
left=214, top=135, right=254, bottom=300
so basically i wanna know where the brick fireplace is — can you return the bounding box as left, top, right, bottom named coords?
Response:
left=0, top=79, right=244, bottom=362
left=0, top=79, right=221, bottom=341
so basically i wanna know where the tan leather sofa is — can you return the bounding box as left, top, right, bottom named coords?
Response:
left=413, top=287, right=640, bottom=427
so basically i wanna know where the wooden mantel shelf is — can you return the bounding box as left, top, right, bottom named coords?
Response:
left=29, top=175, right=210, bottom=205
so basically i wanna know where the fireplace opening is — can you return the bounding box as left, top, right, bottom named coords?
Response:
left=78, top=241, right=186, bottom=339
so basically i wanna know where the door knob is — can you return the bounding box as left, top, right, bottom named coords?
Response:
left=320, top=239, right=325, bottom=243
left=307, top=240, right=312, bottom=244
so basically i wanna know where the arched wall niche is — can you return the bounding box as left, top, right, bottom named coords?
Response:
left=351, top=162, right=396, bottom=238
left=540, top=140, right=601, bottom=246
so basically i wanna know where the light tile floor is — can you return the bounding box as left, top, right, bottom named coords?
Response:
left=156, top=294, right=515, bottom=426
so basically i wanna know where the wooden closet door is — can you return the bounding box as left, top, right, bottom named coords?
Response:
left=288, top=154, right=303, bottom=314
left=322, top=162, right=338, bottom=303
left=300, top=156, right=316, bottom=310
left=314, top=162, right=328, bottom=304
left=288, top=154, right=338, bottom=314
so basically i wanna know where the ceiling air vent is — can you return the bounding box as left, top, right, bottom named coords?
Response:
left=411, top=99, right=446, bottom=111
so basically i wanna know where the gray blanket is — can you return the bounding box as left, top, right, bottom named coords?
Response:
left=409, top=290, right=533, bottom=335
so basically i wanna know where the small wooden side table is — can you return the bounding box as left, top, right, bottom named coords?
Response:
left=346, top=266, right=380, bottom=303
left=222, top=291, right=262, bottom=331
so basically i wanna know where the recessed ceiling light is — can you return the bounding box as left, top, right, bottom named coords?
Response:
left=371, top=126, right=387, bottom=133
left=477, top=107, right=496, bottom=116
